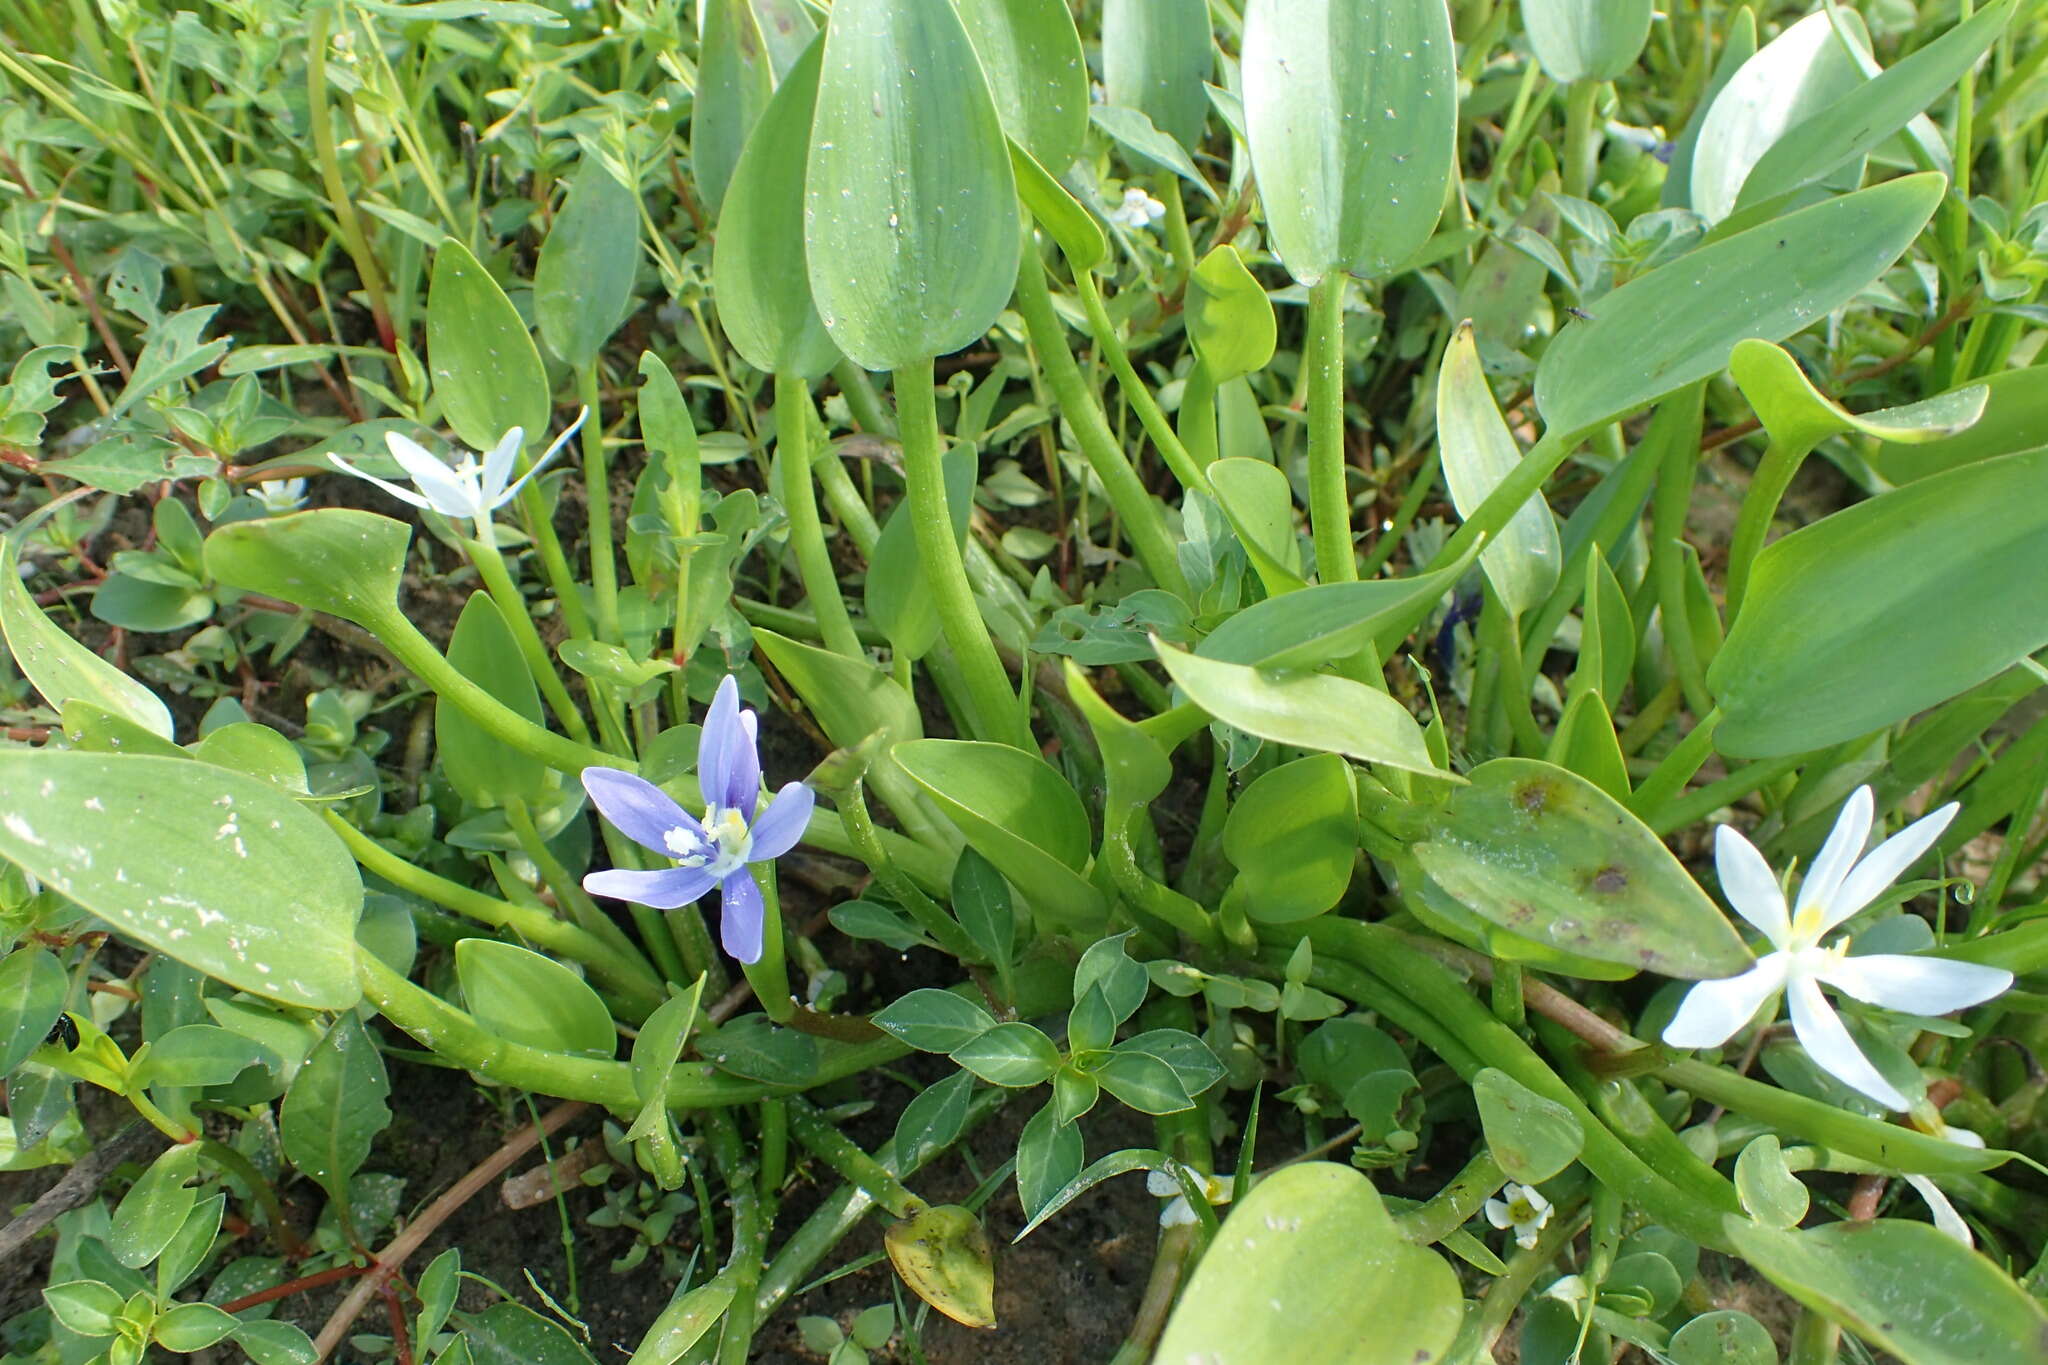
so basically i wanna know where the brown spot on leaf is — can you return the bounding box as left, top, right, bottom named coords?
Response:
left=1591, top=864, right=1628, bottom=894
left=1515, top=780, right=1550, bottom=814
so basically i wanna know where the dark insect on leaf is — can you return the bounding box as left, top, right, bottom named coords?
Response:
left=44, top=1013, right=79, bottom=1050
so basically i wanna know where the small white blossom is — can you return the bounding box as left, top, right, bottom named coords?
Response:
left=330, top=407, right=588, bottom=523
left=1148, top=1166, right=1232, bottom=1227
left=1484, top=1182, right=1551, bottom=1249
left=249, top=477, right=307, bottom=514
left=1663, top=787, right=2012, bottom=1111
left=1107, top=186, right=1167, bottom=230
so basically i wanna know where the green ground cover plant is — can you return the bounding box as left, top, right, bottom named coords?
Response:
left=4, top=0, right=2048, bottom=1361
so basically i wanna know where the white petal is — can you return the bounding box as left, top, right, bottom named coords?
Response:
left=329, top=455, right=433, bottom=510
left=383, top=432, right=478, bottom=517
left=1146, top=1169, right=1179, bottom=1197
left=1158, top=1196, right=1195, bottom=1228
left=1796, top=786, right=1872, bottom=921
left=1662, top=957, right=1788, bottom=1048
left=1903, top=1174, right=1972, bottom=1247
left=494, top=406, right=587, bottom=510
left=1483, top=1199, right=1512, bottom=1229
left=1715, top=824, right=1790, bottom=946
left=478, top=426, right=525, bottom=506
left=1822, top=802, right=1960, bottom=933
left=1519, top=1186, right=1550, bottom=1215
left=1786, top=975, right=1909, bottom=1110
left=1514, top=1222, right=1543, bottom=1249
left=1819, top=953, right=2012, bottom=1016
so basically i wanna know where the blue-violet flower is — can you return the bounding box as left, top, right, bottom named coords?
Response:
left=579, top=675, right=813, bottom=964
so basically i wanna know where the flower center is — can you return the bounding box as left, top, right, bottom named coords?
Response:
left=1508, top=1198, right=1537, bottom=1223
left=663, top=807, right=752, bottom=875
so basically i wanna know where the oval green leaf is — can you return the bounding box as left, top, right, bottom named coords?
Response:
left=206, top=509, right=409, bottom=628
left=1101, top=0, right=1210, bottom=152
left=454, top=939, right=617, bottom=1058
left=0, top=751, right=364, bottom=1008
left=4, top=530, right=174, bottom=739
left=1413, top=758, right=1751, bottom=978
left=1711, top=447, right=2048, bottom=757
left=957, top=0, right=1089, bottom=171
left=1154, top=1162, right=1463, bottom=1365
left=1689, top=11, right=1871, bottom=223
left=691, top=0, right=775, bottom=217
left=439, top=593, right=548, bottom=809
left=1155, top=641, right=1447, bottom=778
left=1242, top=0, right=1455, bottom=282
left=1523, top=0, right=1654, bottom=84
left=1187, top=245, right=1276, bottom=383
left=427, top=238, right=549, bottom=452
left=1534, top=174, right=1945, bottom=441
left=1222, top=754, right=1356, bottom=924
left=535, top=156, right=641, bottom=369
left=805, top=0, right=1020, bottom=371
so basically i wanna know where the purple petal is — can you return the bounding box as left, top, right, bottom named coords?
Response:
left=698, top=676, right=760, bottom=818
left=584, top=865, right=719, bottom=909
left=582, top=766, right=698, bottom=854
left=747, top=782, right=815, bottom=862
left=718, top=869, right=766, bottom=963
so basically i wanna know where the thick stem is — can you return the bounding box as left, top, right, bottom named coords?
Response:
left=772, top=372, right=863, bottom=657
left=578, top=364, right=622, bottom=644
left=1723, top=436, right=1819, bottom=615
left=1394, top=1149, right=1507, bottom=1245
left=892, top=358, right=1027, bottom=747
left=1562, top=80, right=1601, bottom=200
left=1012, top=245, right=1192, bottom=597
left=1072, top=270, right=1211, bottom=498
left=465, top=527, right=592, bottom=742
left=1305, top=273, right=1357, bottom=582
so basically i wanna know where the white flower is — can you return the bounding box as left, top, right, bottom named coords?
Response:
left=330, top=407, right=588, bottom=523
left=249, top=477, right=307, bottom=514
left=1484, top=1182, right=1551, bottom=1249
left=1148, top=1166, right=1233, bottom=1227
left=1107, top=186, right=1167, bottom=230
left=1663, top=787, right=2012, bottom=1111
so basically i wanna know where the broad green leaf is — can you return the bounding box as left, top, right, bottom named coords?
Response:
left=894, top=1067, right=975, bottom=1166
left=1689, top=11, right=1871, bottom=222
left=133, top=1025, right=276, bottom=1090
left=90, top=573, right=212, bottom=634
left=205, top=509, right=408, bottom=627
left=1155, top=1162, right=1462, bottom=1365
left=535, top=156, right=641, bottom=368
left=1737, top=0, right=2016, bottom=213
left=894, top=739, right=1107, bottom=926
left=713, top=37, right=841, bottom=378
left=438, top=594, right=548, bottom=809
left=805, top=0, right=1020, bottom=370
left=0, top=948, right=66, bottom=1075
left=626, top=978, right=704, bottom=1133
left=4, top=530, right=174, bottom=739
left=1728, top=1220, right=2048, bottom=1365
left=1438, top=323, right=1560, bottom=618
left=462, top=1302, right=598, bottom=1365
left=752, top=0, right=815, bottom=76
left=235, top=1319, right=319, bottom=1365
left=1195, top=550, right=1476, bottom=669
left=1222, top=754, right=1356, bottom=923
left=1669, top=1311, right=1778, bottom=1365
left=950, top=1021, right=1059, bottom=1086
left=1523, top=0, right=1653, bottom=84
left=1662, top=9, right=1758, bottom=211
left=0, top=751, right=364, bottom=1008
left=1730, top=339, right=1987, bottom=451
left=1064, top=660, right=1172, bottom=807
left=752, top=629, right=935, bottom=834
left=873, top=988, right=997, bottom=1053
left=110, top=1143, right=201, bottom=1268
left=1102, top=0, right=1211, bottom=151
left=1873, top=367, right=2048, bottom=483
left=41, top=1282, right=123, bottom=1338
left=1242, top=0, right=1455, bottom=282
left=1712, top=448, right=2048, bottom=757
left=1015, top=1100, right=1083, bottom=1219
left=691, top=0, right=775, bottom=217
left=1473, top=1068, right=1583, bottom=1183
left=152, top=1303, right=240, bottom=1352
left=957, top=0, right=1089, bottom=170
left=1154, top=642, right=1447, bottom=778
left=1208, top=456, right=1304, bottom=591
left=281, top=1014, right=392, bottom=1213
left=1413, top=758, right=1752, bottom=977
left=1534, top=174, right=1944, bottom=440
left=1186, top=246, right=1276, bottom=383
left=454, top=940, right=616, bottom=1058
left=426, top=238, right=548, bottom=452
left=111, top=306, right=230, bottom=417
left=1095, top=1049, right=1193, bottom=1114
left=187, top=723, right=309, bottom=794
left=37, top=431, right=189, bottom=494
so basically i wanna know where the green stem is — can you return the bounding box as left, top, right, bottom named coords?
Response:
left=1012, top=245, right=1192, bottom=597
left=578, top=364, right=621, bottom=644
left=323, top=814, right=664, bottom=1015
left=1161, top=178, right=1196, bottom=288
left=1650, top=423, right=1714, bottom=720
left=705, top=1112, right=767, bottom=1365
left=824, top=777, right=983, bottom=960
left=738, top=863, right=795, bottom=1025
left=892, top=358, right=1027, bottom=747
left=1071, top=270, right=1211, bottom=498
left=465, top=528, right=592, bottom=743
left=1305, top=273, right=1356, bottom=582
left=358, top=601, right=617, bottom=774
left=785, top=1097, right=925, bottom=1218
left=305, top=4, right=397, bottom=362
left=1562, top=80, right=1601, bottom=200
left=502, top=795, right=661, bottom=974
left=766, top=374, right=861, bottom=658
left=1623, top=710, right=1722, bottom=821
left=1394, top=1149, right=1506, bottom=1245
left=512, top=478, right=594, bottom=644
left=1723, top=436, right=1817, bottom=615
left=1177, top=364, right=1220, bottom=469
